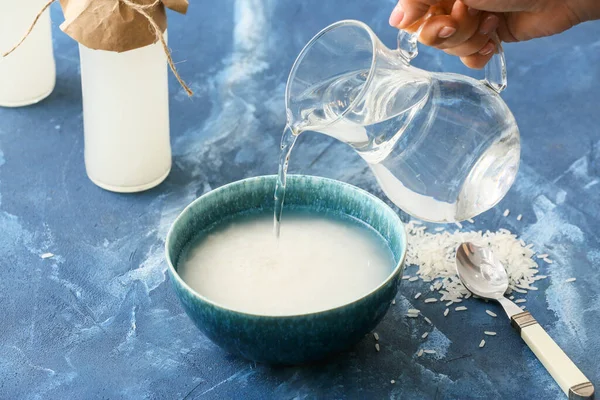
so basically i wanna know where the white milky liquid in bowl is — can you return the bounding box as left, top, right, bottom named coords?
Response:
left=178, top=209, right=396, bottom=316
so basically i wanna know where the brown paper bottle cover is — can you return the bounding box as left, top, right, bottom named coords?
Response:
left=59, top=0, right=188, bottom=52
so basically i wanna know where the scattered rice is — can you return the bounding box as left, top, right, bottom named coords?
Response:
left=375, top=343, right=380, bottom=352
left=408, top=309, right=420, bottom=314
left=424, top=298, right=438, bottom=303
left=414, top=292, right=422, bottom=299
left=517, top=214, right=522, bottom=221
left=444, top=308, right=449, bottom=317
left=484, top=331, right=497, bottom=336
left=435, top=227, right=445, bottom=232
left=406, top=314, right=419, bottom=318
left=537, top=254, right=549, bottom=259
left=40, top=253, right=54, bottom=259
left=520, top=305, right=526, bottom=310
left=402, top=275, right=411, bottom=280
left=485, top=310, right=497, bottom=318
left=404, top=221, right=543, bottom=306
left=565, top=278, right=577, bottom=283
left=417, top=349, right=424, bottom=357
left=543, top=258, right=553, bottom=264
left=455, top=221, right=463, bottom=229
left=391, top=380, right=396, bottom=384
left=479, top=339, right=486, bottom=348
left=445, top=301, right=453, bottom=307
left=515, top=299, right=526, bottom=304
left=409, top=276, right=419, bottom=282
left=503, top=209, right=510, bottom=217
left=392, top=299, right=396, bottom=305
left=422, top=332, right=429, bottom=339
left=509, top=296, right=515, bottom=300
left=424, top=317, right=432, bottom=325
left=423, top=350, right=436, bottom=354
left=455, top=306, right=467, bottom=311
left=373, top=332, right=379, bottom=341
left=467, top=218, right=475, bottom=223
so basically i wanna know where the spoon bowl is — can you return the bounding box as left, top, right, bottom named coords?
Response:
left=456, top=242, right=509, bottom=300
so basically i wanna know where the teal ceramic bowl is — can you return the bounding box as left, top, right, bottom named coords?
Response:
left=165, top=175, right=407, bottom=365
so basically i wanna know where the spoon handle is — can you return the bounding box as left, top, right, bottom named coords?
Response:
left=511, top=312, right=595, bottom=399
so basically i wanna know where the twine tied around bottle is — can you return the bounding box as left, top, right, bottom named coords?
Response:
left=2, top=0, right=193, bottom=96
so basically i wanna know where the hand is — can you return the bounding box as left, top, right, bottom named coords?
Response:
left=389, top=0, right=597, bottom=68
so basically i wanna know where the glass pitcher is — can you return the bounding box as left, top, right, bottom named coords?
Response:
left=285, top=20, right=520, bottom=223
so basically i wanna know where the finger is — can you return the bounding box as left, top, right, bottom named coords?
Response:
left=440, top=0, right=481, bottom=47
left=496, top=13, right=519, bottom=42
left=442, top=32, right=490, bottom=56
left=404, top=1, right=484, bottom=49
left=415, top=15, right=459, bottom=47
left=460, top=44, right=495, bottom=69
left=389, top=0, right=440, bottom=29
left=478, top=12, right=500, bottom=35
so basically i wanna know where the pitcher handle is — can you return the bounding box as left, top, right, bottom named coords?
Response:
left=397, top=22, right=507, bottom=93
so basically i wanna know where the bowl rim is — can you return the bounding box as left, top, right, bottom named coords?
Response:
left=165, top=174, right=407, bottom=319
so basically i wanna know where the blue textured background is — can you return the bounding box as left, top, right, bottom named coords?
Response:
left=0, top=1, right=599, bottom=399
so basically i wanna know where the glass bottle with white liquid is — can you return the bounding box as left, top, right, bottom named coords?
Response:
left=79, top=34, right=171, bottom=193
left=283, top=19, right=520, bottom=223
left=0, top=0, right=56, bottom=107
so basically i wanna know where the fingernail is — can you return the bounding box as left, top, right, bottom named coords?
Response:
left=389, top=4, right=405, bottom=27
left=468, top=7, right=480, bottom=16
left=479, top=41, right=495, bottom=55
left=479, top=15, right=499, bottom=35
left=438, top=26, right=457, bottom=38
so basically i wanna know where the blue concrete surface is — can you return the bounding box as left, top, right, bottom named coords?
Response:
left=0, top=1, right=599, bottom=399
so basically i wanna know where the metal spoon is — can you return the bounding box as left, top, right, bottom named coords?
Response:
left=456, top=242, right=594, bottom=400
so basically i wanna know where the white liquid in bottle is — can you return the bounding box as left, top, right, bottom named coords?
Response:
left=79, top=34, right=171, bottom=193
left=0, top=0, right=56, bottom=107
